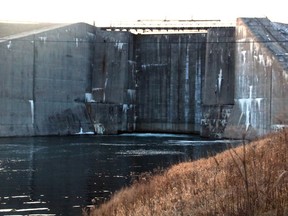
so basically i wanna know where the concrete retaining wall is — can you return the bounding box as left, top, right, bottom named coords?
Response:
left=200, top=27, right=235, bottom=138
left=0, top=35, right=34, bottom=136
left=33, top=23, right=95, bottom=135
left=89, top=30, right=136, bottom=134
left=1, top=18, right=288, bottom=138
left=224, top=18, right=288, bottom=139
left=135, top=34, right=206, bottom=133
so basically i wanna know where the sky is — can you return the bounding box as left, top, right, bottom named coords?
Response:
left=0, top=0, right=287, bottom=26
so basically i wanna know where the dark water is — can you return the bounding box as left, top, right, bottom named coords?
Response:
left=0, top=133, right=239, bottom=216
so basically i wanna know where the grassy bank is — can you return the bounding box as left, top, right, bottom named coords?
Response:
left=86, top=130, right=288, bottom=216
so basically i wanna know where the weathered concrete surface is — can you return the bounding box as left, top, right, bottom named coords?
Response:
left=201, top=27, right=235, bottom=138
left=0, top=23, right=137, bottom=136
left=135, top=34, right=206, bottom=133
left=86, top=103, right=136, bottom=134
left=1, top=18, right=288, bottom=138
left=224, top=18, right=288, bottom=139
left=202, top=27, right=235, bottom=105
left=0, top=35, right=34, bottom=136
left=89, top=30, right=136, bottom=134
left=33, top=23, right=96, bottom=135
left=0, top=23, right=98, bottom=136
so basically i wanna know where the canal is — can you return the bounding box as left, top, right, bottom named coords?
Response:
left=0, top=134, right=239, bottom=215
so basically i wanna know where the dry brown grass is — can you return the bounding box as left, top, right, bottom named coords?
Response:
left=86, top=129, right=288, bottom=216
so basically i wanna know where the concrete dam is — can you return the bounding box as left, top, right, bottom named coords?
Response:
left=0, top=18, right=287, bottom=139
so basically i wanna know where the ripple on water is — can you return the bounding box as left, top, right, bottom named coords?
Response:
left=0, top=194, right=54, bottom=215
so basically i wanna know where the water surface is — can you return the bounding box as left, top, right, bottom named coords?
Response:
left=0, top=134, right=239, bottom=215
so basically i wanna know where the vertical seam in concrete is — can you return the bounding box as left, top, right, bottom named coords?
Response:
left=32, top=34, right=36, bottom=134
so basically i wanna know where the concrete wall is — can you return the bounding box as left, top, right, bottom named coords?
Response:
left=1, top=18, right=288, bottom=138
left=0, top=35, right=34, bottom=136
left=0, top=23, right=137, bottom=136
left=33, top=23, right=95, bottom=135
left=224, top=18, right=288, bottom=139
left=200, top=27, right=235, bottom=138
left=135, top=34, right=206, bottom=133
left=0, top=23, right=96, bottom=136
left=88, top=30, right=136, bottom=134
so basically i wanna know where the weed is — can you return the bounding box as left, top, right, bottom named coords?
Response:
left=87, top=129, right=288, bottom=216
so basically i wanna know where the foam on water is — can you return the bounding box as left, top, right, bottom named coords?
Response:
left=165, top=139, right=241, bottom=146
left=119, top=133, right=192, bottom=138
left=116, top=149, right=184, bottom=156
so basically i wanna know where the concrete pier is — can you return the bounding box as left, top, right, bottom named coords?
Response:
left=201, top=27, right=235, bottom=138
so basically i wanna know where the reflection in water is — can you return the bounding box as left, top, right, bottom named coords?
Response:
left=0, top=134, right=239, bottom=216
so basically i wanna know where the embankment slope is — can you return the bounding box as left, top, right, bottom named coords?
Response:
left=88, top=129, right=288, bottom=216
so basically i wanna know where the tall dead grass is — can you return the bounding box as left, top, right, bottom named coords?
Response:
left=86, top=129, right=288, bottom=216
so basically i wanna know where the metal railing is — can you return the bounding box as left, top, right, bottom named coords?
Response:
left=100, top=19, right=236, bottom=33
